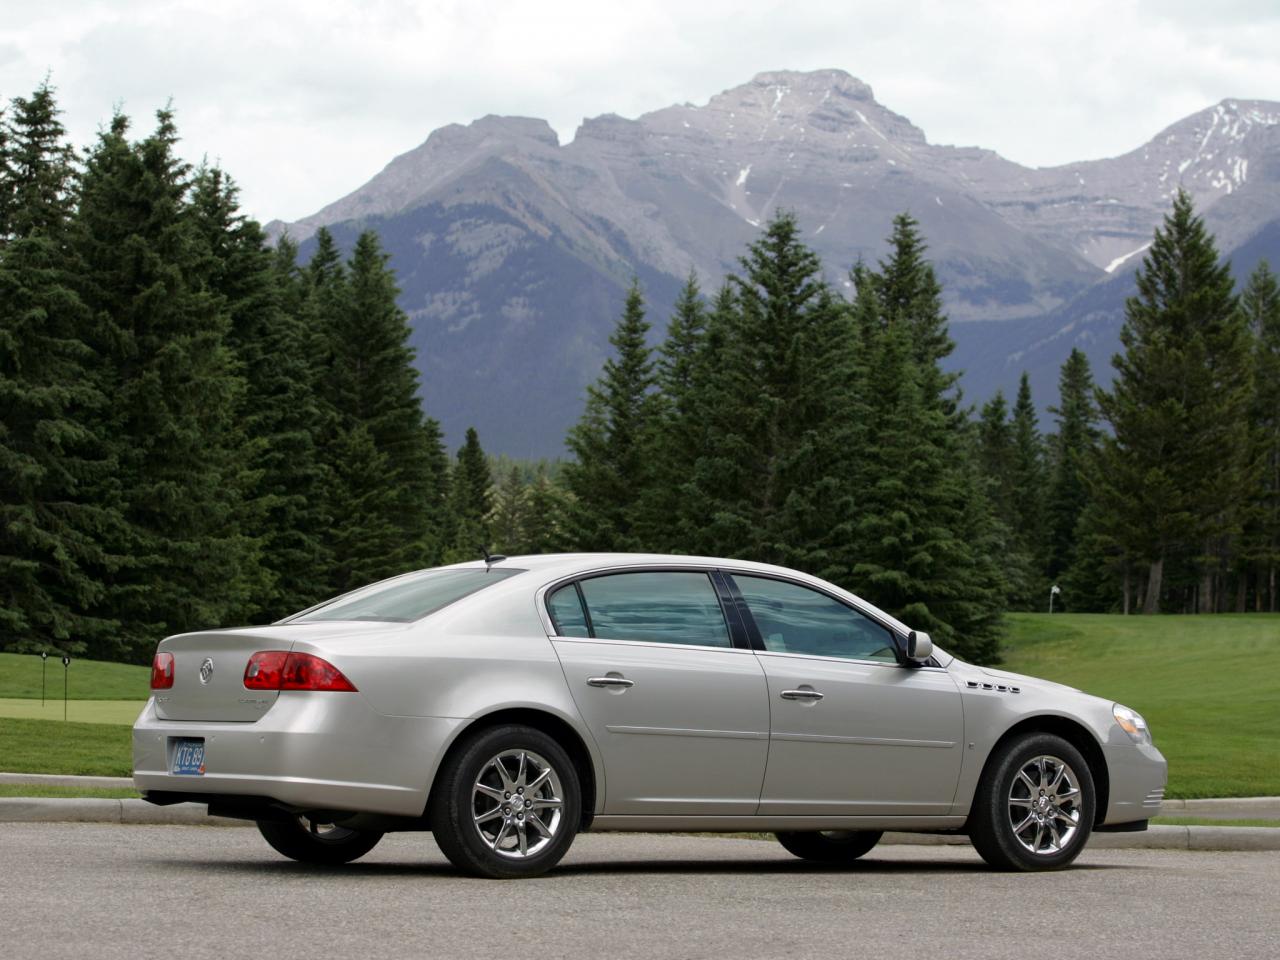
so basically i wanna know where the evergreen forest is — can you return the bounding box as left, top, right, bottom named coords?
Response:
left=3, top=84, right=1278, bottom=666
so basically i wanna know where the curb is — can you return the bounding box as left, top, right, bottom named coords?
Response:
left=1157, top=796, right=1280, bottom=819
left=0, top=798, right=246, bottom=827
left=2, top=798, right=1278, bottom=849
left=882, top=826, right=1280, bottom=852
left=0, top=772, right=134, bottom=790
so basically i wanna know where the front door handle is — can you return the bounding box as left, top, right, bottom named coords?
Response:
left=780, top=688, right=824, bottom=701
left=587, top=676, right=635, bottom=688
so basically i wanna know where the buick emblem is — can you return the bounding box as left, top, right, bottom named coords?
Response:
left=199, top=658, right=214, bottom=684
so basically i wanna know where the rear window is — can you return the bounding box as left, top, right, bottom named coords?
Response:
left=288, top=568, right=523, bottom=623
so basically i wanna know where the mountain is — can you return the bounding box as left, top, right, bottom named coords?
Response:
left=268, top=70, right=1280, bottom=456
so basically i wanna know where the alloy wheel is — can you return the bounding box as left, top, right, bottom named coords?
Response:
left=470, top=749, right=564, bottom=859
left=1006, top=754, right=1082, bottom=856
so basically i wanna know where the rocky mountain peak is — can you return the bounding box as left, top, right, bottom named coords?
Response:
left=429, top=114, right=561, bottom=148
left=747, top=68, right=876, bottom=101
left=269, top=72, right=1280, bottom=457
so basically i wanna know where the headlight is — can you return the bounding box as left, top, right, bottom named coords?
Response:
left=1113, top=704, right=1151, bottom=744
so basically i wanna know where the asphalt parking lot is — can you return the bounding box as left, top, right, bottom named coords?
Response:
left=3, top=824, right=1276, bottom=960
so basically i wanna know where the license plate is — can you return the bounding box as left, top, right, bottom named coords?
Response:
left=171, top=738, right=205, bottom=776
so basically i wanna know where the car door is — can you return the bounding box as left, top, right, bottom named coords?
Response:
left=727, top=573, right=964, bottom=817
left=546, top=569, right=770, bottom=816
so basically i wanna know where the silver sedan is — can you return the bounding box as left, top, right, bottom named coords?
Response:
left=133, top=554, right=1167, bottom=878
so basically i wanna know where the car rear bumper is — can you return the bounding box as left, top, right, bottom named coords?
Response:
left=1102, top=741, right=1168, bottom=824
left=132, top=694, right=464, bottom=817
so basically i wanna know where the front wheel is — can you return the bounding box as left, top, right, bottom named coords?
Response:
left=968, top=733, right=1095, bottom=871
left=775, top=830, right=883, bottom=863
left=429, top=724, right=581, bottom=879
left=256, top=815, right=384, bottom=865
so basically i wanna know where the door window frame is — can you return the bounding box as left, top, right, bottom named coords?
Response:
left=720, top=569, right=930, bottom=667
left=538, top=565, right=754, bottom=652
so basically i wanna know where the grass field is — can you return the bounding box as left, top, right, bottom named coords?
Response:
left=0, top=652, right=149, bottom=700
left=0, top=784, right=139, bottom=799
left=1002, top=613, right=1280, bottom=799
left=0, top=698, right=145, bottom=725
left=0, top=717, right=133, bottom=776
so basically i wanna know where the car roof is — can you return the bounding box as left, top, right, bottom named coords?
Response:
left=440, top=553, right=917, bottom=638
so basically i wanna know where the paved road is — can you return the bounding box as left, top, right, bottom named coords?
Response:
left=2, top=824, right=1276, bottom=960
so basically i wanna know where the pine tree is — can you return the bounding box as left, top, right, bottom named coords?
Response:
left=0, top=82, right=119, bottom=653
left=1047, top=349, right=1102, bottom=607
left=1242, top=261, right=1280, bottom=611
left=445, top=427, right=492, bottom=561
left=1006, top=373, right=1048, bottom=606
left=874, top=213, right=958, bottom=408
left=189, top=170, right=335, bottom=618
left=978, top=391, right=1012, bottom=489
left=685, top=213, right=861, bottom=576
left=486, top=464, right=527, bottom=554
left=563, top=281, right=657, bottom=551
left=975, top=390, right=1028, bottom=608
left=317, top=230, right=449, bottom=587
left=660, top=282, right=736, bottom=553
left=851, top=215, right=1004, bottom=661
left=635, top=272, right=708, bottom=551
left=521, top=466, right=573, bottom=554
left=1094, top=190, right=1250, bottom=613
left=73, top=110, right=255, bottom=657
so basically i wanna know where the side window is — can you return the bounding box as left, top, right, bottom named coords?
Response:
left=577, top=572, right=731, bottom=648
left=546, top=584, right=590, bottom=638
left=732, top=575, right=897, bottom=662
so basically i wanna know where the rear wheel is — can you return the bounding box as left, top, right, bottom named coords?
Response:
left=429, top=724, right=581, bottom=879
left=968, top=733, right=1095, bottom=871
left=775, top=830, right=883, bottom=863
left=256, top=815, right=383, bottom=865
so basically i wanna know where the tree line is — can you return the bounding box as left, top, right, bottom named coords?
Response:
left=1, top=85, right=477, bottom=663
left=3, top=82, right=1277, bottom=668
left=560, top=191, right=1280, bottom=639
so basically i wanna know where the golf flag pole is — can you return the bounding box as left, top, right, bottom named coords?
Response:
left=62, top=656, right=70, bottom=721
left=41, top=652, right=48, bottom=707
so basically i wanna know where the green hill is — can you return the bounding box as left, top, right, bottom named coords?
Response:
left=0, top=652, right=150, bottom=701
left=1001, top=613, right=1280, bottom=798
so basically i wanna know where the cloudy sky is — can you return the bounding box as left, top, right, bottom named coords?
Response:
left=3, top=0, right=1278, bottom=223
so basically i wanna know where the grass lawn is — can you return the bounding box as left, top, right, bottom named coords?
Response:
left=0, top=652, right=150, bottom=700
left=0, top=784, right=139, bottom=799
left=1001, top=613, right=1280, bottom=799
left=0, top=697, right=145, bottom=725
left=0, top=717, right=133, bottom=777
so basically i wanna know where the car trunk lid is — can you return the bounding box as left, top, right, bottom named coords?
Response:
left=152, top=622, right=393, bottom=722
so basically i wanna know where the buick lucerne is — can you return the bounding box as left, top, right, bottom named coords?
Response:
left=133, top=554, right=1167, bottom=878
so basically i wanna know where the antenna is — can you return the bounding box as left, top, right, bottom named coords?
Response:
left=480, top=546, right=508, bottom=570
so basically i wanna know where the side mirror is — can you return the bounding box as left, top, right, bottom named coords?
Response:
left=906, top=630, right=933, bottom=663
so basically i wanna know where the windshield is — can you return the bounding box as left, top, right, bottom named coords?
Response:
left=288, top=568, right=523, bottom=623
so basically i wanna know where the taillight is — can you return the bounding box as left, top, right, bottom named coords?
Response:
left=150, top=652, right=174, bottom=690
left=244, top=651, right=357, bottom=692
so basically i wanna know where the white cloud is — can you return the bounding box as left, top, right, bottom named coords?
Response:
left=2, top=0, right=1277, bottom=222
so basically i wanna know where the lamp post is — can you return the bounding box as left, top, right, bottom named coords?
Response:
left=1050, top=584, right=1061, bottom=614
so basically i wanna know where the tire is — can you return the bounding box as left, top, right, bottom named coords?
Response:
left=968, top=733, right=1096, bottom=871
left=775, top=830, right=883, bottom=863
left=429, top=724, right=581, bottom=879
left=256, top=815, right=384, bottom=865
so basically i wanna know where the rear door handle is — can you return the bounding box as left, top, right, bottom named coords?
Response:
left=587, top=676, right=635, bottom=688
left=780, top=689, right=824, bottom=701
